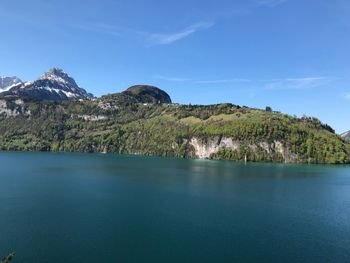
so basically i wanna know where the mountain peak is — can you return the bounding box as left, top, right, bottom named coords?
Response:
left=39, top=67, right=77, bottom=86
left=1, top=68, right=93, bottom=101
left=47, top=67, right=66, bottom=77
left=40, top=67, right=66, bottom=77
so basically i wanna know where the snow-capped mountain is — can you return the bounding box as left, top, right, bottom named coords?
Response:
left=341, top=131, right=350, bottom=141
left=0, top=76, right=22, bottom=92
left=1, top=68, right=93, bottom=101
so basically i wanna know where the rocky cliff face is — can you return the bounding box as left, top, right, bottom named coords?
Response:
left=188, top=136, right=298, bottom=163
left=0, top=99, right=29, bottom=117
left=189, top=137, right=239, bottom=159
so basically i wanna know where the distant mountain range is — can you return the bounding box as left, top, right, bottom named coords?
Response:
left=0, top=68, right=92, bottom=101
left=0, top=68, right=173, bottom=104
left=342, top=131, right=350, bottom=141
left=0, top=67, right=349, bottom=164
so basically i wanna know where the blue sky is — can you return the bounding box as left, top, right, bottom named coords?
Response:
left=0, top=0, right=349, bottom=133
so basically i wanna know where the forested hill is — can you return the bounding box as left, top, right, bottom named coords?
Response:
left=0, top=84, right=349, bottom=164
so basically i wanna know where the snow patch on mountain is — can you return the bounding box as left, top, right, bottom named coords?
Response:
left=0, top=76, right=22, bottom=92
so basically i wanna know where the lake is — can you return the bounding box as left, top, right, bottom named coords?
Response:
left=0, top=152, right=350, bottom=262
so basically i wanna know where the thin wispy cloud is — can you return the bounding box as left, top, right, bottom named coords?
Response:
left=75, top=21, right=214, bottom=46
left=264, top=77, right=329, bottom=90
left=153, top=75, right=190, bottom=82
left=195, top=78, right=251, bottom=84
left=72, top=0, right=285, bottom=46
left=147, top=22, right=215, bottom=45
left=345, top=92, right=350, bottom=100
left=155, top=75, right=335, bottom=91
left=154, top=75, right=251, bottom=84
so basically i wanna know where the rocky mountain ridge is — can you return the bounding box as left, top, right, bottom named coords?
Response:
left=0, top=68, right=92, bottom=101
left=0, top=76, right=22, bottom=92
left=0, top=68, right=172, bottom=104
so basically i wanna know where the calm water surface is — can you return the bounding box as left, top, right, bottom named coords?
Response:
left=0, top=152, right=350, bottom=262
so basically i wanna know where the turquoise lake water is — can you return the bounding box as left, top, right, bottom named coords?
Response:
left=0, top=152, right=350, bottom=262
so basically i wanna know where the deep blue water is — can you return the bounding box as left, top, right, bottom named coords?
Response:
left=0, top=152, right=350, bottom=262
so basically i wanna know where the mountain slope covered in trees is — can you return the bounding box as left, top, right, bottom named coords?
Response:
left=0, top=93, right=348, bottom=164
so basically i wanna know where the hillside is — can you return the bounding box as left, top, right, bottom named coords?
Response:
left=0, top=89, right=349, bottom=164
